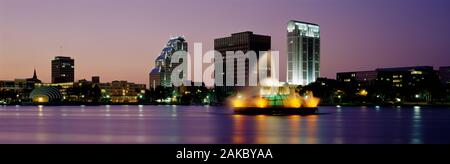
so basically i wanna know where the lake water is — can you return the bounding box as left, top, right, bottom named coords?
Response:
left=0, top=105, right=449, bottom=144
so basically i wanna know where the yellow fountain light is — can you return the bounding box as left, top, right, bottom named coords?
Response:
left=255, top=97, right=269, bottom=108
left=303, top=97, right=320, bottom=108
left=284, top=96, right=302, bottom=108
left=232, top=98, right=245, bottom=108
left=303, top=91, right=320, bottom=108
left=358, top=89, right=368, bottom=97
left=35, top=96, right=49, bottom=103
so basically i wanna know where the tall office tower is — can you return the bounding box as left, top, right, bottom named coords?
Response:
left=149, top=36, right=188, bottom=89
left=287, top=20, right=320, bottom=86
left=52, top=56, right=75, bottom=83
left=214, top=31, right=271, bottom=94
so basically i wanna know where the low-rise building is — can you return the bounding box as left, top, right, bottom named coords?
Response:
left=99, top=81, right=146, bottom=103
left=440, top=66, right=450, bottom=85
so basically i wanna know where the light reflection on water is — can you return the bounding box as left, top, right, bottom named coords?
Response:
left=0, top=105, right=449, bottom=144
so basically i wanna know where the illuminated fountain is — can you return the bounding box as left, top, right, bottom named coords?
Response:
left=230, top=78, right=320, bottom=115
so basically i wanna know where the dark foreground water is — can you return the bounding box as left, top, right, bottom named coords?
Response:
left=0, top=105, right=450, bottom=144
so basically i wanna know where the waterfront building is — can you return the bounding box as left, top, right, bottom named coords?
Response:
left=99, top=81, right=146, bottom=103
left=287, top=20, right=320, bottom=86
left=29, top=87, right=62, bottom=103
left=214, top=31, right=271, bottom=95
left=52, top=56, right=75, bottom=83
left=149, top=36, right=188, bottom=89
left=337, top=66, right=438, bottom=88
left=337, top=71, right=378, bottom=88
left=37, top=82, right=75, bottom=101
left=375, top=66, right=437, bottom=88
left=439, top=66, right=450, bottom=85
left=0, top=69, right=42, bottom=103
left=336, top=66, right=440, bottom=102
left=35, top=78, right=101, bottom=103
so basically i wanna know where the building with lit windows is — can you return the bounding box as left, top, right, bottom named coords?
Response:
left=99, top=81, right=146, bottom=103
left=337, top=66, right=438, bottom=88
left=337, top=71, right=378, bottom=87
left=149, top=36, right=188, bottom=89
left=52, top=56, right=75, bottom=83
left=287, top=20, right=320, bottom=86
left=0, top=69, right=42, bottom=103
left=336, top=66, right=441, bottom=103
left=375, top=66, right=437, bottom=88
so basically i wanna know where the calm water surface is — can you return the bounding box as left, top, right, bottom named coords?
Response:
left=0, top=105, right=449, bottom=144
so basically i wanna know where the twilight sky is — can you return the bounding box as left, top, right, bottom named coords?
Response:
left=1, top=0, right=450, bottom=85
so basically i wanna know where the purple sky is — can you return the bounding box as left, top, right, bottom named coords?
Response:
left=1, top=0, right=450, bottom=85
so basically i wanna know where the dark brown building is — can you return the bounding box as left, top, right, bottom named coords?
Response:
left=52, top=56, right=75, bottom=83
left=214, top=31, right=271, bottom=95
left=92, top=76, right=100, bottom=84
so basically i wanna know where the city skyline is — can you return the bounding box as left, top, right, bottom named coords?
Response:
left=1, top=0, right=450, bottom=85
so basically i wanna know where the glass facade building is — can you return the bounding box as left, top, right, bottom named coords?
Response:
left=149, top=36, right=188, bottom=89
left=287, top=20, right=320, bottom=86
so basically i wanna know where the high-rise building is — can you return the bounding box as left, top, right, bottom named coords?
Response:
left=287, top=20, right=320, bottom=86
left=214, top=31, right=271, bottom=94
left=149, top=36, right=188, bottom=89
left=52, top=56, right=75, bottom=83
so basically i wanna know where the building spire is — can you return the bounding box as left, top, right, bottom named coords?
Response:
left=33, top=68, right=37, bottom=79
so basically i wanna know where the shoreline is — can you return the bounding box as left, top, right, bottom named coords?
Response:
left=2, top=103, right=450, bottom=108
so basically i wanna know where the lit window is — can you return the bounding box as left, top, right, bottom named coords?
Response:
left=411, top=71, right=423, bottom=75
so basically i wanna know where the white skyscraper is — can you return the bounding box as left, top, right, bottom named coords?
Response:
left=287, top=20, right=320, bottom=86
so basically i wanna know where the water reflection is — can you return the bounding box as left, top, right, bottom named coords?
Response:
left=411, top=106, right=423, bottom=144
left=0, top=105, right=448, bottom=144
left=231, top=114, right=319, bottom=144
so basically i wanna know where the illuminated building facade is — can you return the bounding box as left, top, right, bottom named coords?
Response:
left=149, top=36, right=188, bottom=89
left=214, top=31, right=271, bottom=94
left=52, top=56, right=75, bottom=83
left=29, top=87, right=62, bottom=103
left=375, top=66, right=437, bottom=88
left=336, top=66, right=442, bottom=103
left=99, top=81, right=146, bottom=103
left=337, top=71, right=378, bottom=87
left=287, top=20, right=320, bottom=86
left=337, top=66, right=438, bottom=88
left=36, top=82, right=74, bottom=100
